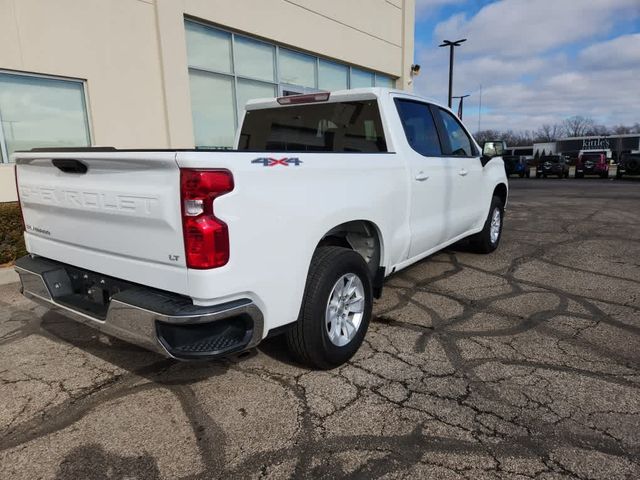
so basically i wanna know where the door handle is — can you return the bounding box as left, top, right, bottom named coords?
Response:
left=415, top=172, right=429, bottom=181
left=458, top=168, right=468, bottom=176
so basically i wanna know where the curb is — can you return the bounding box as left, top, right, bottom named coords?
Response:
left=0, top=267, right=19, bottom=286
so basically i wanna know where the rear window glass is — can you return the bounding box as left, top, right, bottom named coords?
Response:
left=238, top=100, right=387, bottom=152
left=581, top=154, right=602, bottom=161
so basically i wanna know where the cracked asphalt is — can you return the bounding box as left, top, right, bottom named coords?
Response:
left=1, top=179, right=639, bottom=479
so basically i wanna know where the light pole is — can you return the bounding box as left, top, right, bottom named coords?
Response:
left=452, top=94, right=470, bottom=120
left=439, top=38, right=466, bottom=108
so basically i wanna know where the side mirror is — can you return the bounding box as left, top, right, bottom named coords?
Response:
left=481, top=141, right=506, bottom=166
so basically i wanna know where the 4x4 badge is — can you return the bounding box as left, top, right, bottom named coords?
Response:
left=252, top=157, right=302, bottom=167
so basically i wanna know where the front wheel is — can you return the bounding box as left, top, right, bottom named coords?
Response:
left=286, top=247, right=372, bottom=369
left=468, top=195, right=504, bottom=254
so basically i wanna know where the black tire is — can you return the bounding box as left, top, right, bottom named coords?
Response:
left=525, top=169, right=531, bottom=178
left=616, top=170, right=623, bottom=179
left=600, top=171, right=609, bottom=179
left=543, top=174, right=547, bottom=179
left=558, top=172, right=563, bottom=179
left=468, top=195, right=504, bottom=254
left=519, top=171, right=525, bottom=178
left=564, top=170, right=570, bottom=179
left=536, top=172, right=541, bottom=178
left=575, top=172, right=583, bottom=179
left=286, top=247, right=372, bottom=369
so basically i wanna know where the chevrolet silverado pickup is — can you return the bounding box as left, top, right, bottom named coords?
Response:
left=13, top=88, right=508, bottom=369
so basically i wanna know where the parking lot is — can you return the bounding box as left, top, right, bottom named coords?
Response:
left=1, top=179, right=639, bottom=479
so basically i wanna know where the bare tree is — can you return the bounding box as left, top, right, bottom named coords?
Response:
left=473, top=129, right=502, bottom=145
left=536, top=124, right=562, bottom=142
left=561, top=116, right=595, bottom=137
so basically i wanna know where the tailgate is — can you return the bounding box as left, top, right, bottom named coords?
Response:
left=15, top=151, right=189, bottom=294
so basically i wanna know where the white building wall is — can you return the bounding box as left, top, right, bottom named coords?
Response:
left=0, top=0, right=415, bottom=201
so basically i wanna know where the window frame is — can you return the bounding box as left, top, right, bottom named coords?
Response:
left=432, top=107, right=479, bottom=158
left=393, top=98, right=444, bottom=158
left=0, top=69, right=92, bottom=163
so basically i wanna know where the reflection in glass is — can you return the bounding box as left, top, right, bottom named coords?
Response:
left=189, top=70, right=236, bottom=148
left=0, top=73, right=90, bottom=160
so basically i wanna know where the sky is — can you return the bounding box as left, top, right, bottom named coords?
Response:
left=412, top=0, right=640, bottom=133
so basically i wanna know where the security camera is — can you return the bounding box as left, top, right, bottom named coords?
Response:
left=410, top=64, right=421, bottom=76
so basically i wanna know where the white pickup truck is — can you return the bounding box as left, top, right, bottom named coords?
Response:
left=14, top=88, right=507, bottom=369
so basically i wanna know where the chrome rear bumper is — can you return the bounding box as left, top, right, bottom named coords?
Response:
left=15, top=255, right=263, bottom=360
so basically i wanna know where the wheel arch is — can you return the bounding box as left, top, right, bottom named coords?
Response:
left=315, top=219, right=385, bottom=297
left=493, top=182, right=508, bottom=208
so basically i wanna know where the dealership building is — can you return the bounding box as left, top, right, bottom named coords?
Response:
left=0, top=0, right=415, bottom=201
left=533, top=134, right=640, bottom=160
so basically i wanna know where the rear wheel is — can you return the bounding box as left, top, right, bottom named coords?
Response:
left=575, top=172, right=583, bottom=179
left=286, top=247, right=372, bottom=369
left=616, top=169, right=623, bottom=179
left=600, top=171, right=609, bottom=179
left=469, top=195, right=504, bottom=254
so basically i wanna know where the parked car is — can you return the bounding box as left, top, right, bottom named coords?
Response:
left=616, top=152, right=640, bottom=179
left=575, top=152, right=609, bottom=178
left=13, top=88, right=508, bottom=369
left=536, top=155, right=570, bottom=178
left=503, top=155, right=530, bottom=178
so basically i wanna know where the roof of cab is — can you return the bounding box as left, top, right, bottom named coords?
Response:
left=243, top=87, right=443, bottom=111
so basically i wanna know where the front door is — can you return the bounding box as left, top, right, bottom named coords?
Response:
left=434, top=107, right=484, bottom=238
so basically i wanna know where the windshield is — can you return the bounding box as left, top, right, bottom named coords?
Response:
left=238, top=100, right=387, bottom=152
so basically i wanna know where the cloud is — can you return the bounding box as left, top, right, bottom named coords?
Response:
left=578, top=33, right=640, bottom=69
left=433, top=0, right=640, bottom=57
left=414, top=1, right=640, bottom=132
left=415, top=0, right=467, bottom=19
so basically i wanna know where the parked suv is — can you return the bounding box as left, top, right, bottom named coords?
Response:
left=576, top=152, right=609, bottom=178
left=616, top=152, right=640, bottom=179
left=536, top=155, right=570, bottom=178
left=503, top=155, right=530, bottom=178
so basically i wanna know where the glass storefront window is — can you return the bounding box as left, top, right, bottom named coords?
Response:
left=189, top=70, right=236, bottom=149
left=0, top=73, right=90, bottom=161
left=375, top=74, right=395, bottom=88
left=318, top=60, right=348, bottom=92
left=278, top=49, right=316, bottom=88
left=185, top=21, right=232, bottom=73
left=237, top=79, right=276, bottom=113
left=234, top=36, right=275, bottom=82
left=184, top=20, right=397, bottom=149
left=350, top=68, right=374, bottom=88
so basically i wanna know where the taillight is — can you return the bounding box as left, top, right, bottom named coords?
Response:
left=14, top=165, right=25, bottom=229
left=180, top=169, right=234, bottom=269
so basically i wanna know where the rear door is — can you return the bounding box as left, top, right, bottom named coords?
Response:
left=15, top=151, right=189, bottom=293
left=433, top=107, right=484, bottom=238
left=394, top=98, right=449, bottom=258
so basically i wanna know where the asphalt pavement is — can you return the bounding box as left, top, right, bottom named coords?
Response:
left=1, top=178, right=639, bottom=479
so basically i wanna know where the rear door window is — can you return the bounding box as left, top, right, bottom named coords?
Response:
left=436, top=108, right=477, bottom=157
left=394, top=99, right=442, bottom=156
left=238, top=100, right=387, bottom=152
